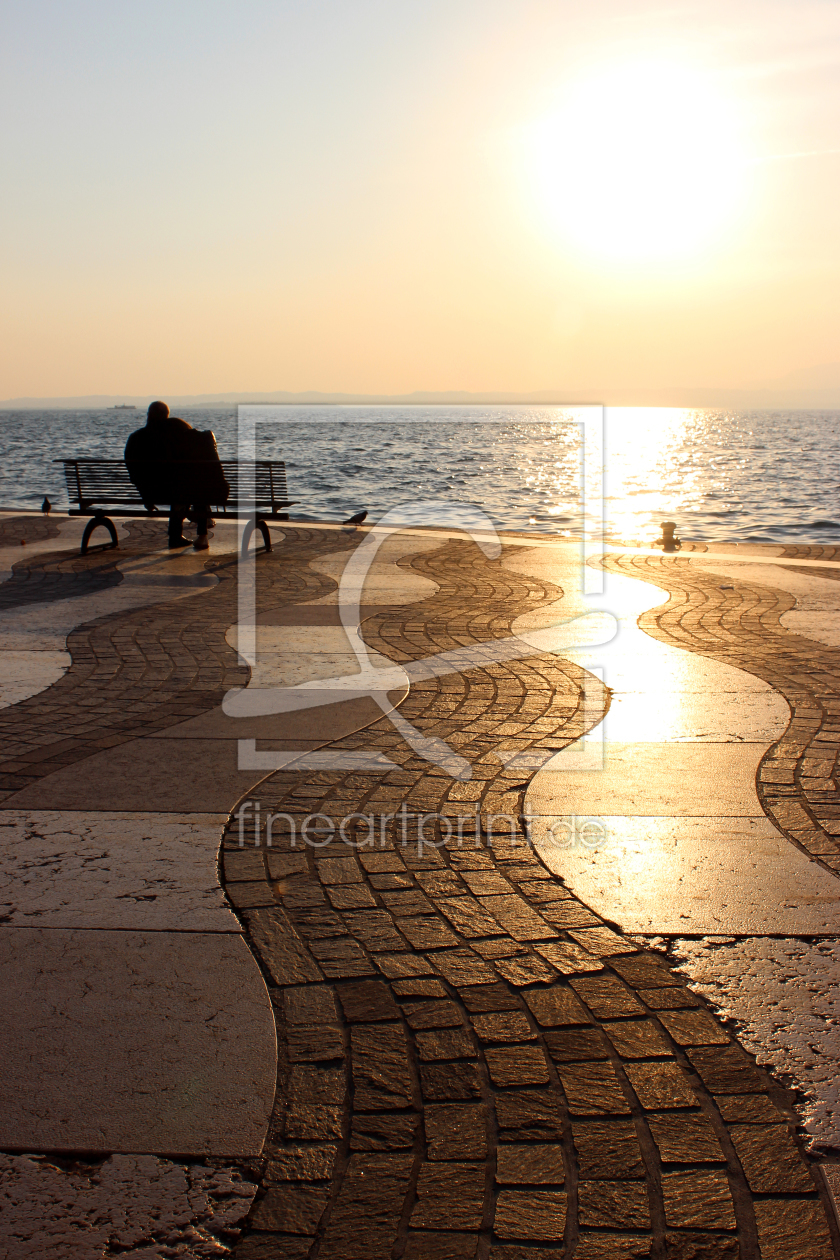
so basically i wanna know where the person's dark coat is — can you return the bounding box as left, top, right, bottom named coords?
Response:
left=124, top=417, right=229, bottom=507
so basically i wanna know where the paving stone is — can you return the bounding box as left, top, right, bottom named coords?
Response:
left=494, top=1189, right=567, bottom=1241
left=436, top=896, right=506, bottom=937
left=753, top=1198, right=834, bottom=1259
left=638, top=986, right=700, bottom=1010
left=603, top=1018, right=670, bottom=1058
left=468, top=938, right=524, bottom=960
left=286, top=1023, right=344, bottom=1061
left=415, top=1028, right=476, bottom=1060
left=316, top=857, right=364, bottom=884
left=336, top=979, right=401, bottom=1022
left=661, top=1234, right=739, bottom=1260
left=417, top=871, right=467, bottom=896
left=573, top=1119, right=645, bottom=1178
left=657, top=1008, right=731, bottom=1046
left=411, top=1162, right=485, bottom=1230
left=460, top=983, right=522, bottom=1012
left=471, top=1012, right=536, bottom=1042
left=376, top=952, right=436, bottom=979
left=624, top=1062, right=699, bottom=1109
left=575, top=1233, right=653, bottom=1259
left=284, top=984, right=338, bottom=1023
left=495, top=1143, right=565, bottom=1184
left=242, top=907, right=323, bottom=984
left=543, top=1028, right=608, bottom=1062
left=265, top=1145, right=337, bottom=1181
left=479, top=895, right=557, bottom=941
left=556, top=1062, right=631, bottom=1115
left=359, top=852, right=407, bottom=873
left=461, top=870, right=515, bottom=895
left=404, top=1231, right=478, bottom=1259
left=569, top=975, right=646, bottom=1018
left=317, top=1152, right=414, bottom=1257
left=308, top=935, right=376, bottom=978
left=539, top=901, right=603, bottom=929
left=341, top=911, right=406, bottom=953
left=287, top=1064, right=345, bottom=1106
left=685, top=1046, right=767, bottom=1094
left=350, top=1112, right=419, bottom=1150
left=432, top=948, right=498, bottom=987
left=494, top=953, right=558, bottom=985
left=249, top=1184, right=329, bottom=1234
left=495, top=1091, right=565, bottom=1141
left=644, top=1110, right=724, bottom=1164
left=399, top=916, right=464, bottom=950
left=578, top=1180, right=650, bottom=1229
left=535, top=940, right=604, bottom=974
left=327, top=883, right=378, bottom=910
left=425, top=1103, right=487, bottom=1159
left=404, top=999, right=464, bottom=1029
left=392, top=977, right=449, bottom=997
left=714, top=1093, right=782, bottom=1124
left=284, top=1105, right=344, bottom=1141
left=369, top=872, right=415, bottom=889
left=522, top=985, right=589, bottom=1027
left=661, top=1171, right=735, bottom=1229
left=225, top=880, right=277, bottom=909
left=608, top=952, right=681, bottom=985
left=420, top=1062, right=482, bottom=1100
left=567, top=927, right=637, bottom=957
left=351, top=1023, right=413, bottom=1109
left=727, top=1122, right=814, bottom=1191
left=485, top=1046, right=550, bottom=1087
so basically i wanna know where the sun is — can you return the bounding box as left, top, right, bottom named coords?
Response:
left=525, top=59, right=746, bottom=262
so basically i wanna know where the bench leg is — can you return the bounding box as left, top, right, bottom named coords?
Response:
left=81, top=514, right=119, bottom=556
left=240, top=517, right=272, bottom=558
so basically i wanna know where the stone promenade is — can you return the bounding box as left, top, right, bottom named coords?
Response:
left=1, top=511, right=840, bottom=1259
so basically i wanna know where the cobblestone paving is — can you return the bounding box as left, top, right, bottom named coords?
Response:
left=223, top=539, right=837, bottom=1260
left=0, top=523, right=355, bottom=801
left=605, top=552, right=840, bottom=876
left=0, top=513, right=61, bottom=547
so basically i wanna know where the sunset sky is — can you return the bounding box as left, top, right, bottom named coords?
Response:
left=2, top=0, right=839, bottom=400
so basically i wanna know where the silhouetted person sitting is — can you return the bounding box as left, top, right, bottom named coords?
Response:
left=124, top=401, right=229, bottom=550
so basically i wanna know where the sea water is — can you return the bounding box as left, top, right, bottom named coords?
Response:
left=0, top=405, right=838, bottom=546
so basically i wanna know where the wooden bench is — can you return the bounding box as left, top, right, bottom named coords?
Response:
left=57, top=458, right=297, bottom=555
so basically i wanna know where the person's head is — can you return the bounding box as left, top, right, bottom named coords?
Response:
left=146, top=400, right=169, bottom=425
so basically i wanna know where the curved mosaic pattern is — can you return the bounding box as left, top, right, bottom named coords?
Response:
left=224, top=539, right=835, bottom=1260
left=605, top=552, right=840, bottom=875
left=0, top=524, right=357, bottom=801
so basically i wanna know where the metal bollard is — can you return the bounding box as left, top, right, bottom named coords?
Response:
left=656, top=521, right=682, bottom=553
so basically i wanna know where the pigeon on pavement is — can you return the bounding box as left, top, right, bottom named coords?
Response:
left=343, top=510, right=368, bottom=526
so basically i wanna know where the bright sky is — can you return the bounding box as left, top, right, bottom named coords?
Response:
left=1, top=0, right=839, bottom=399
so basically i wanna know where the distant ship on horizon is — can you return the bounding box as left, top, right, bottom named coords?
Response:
left=111, top=404, right=137, bottom=409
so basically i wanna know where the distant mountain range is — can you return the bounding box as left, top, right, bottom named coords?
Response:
left=4, top=364, right=840, bottom=410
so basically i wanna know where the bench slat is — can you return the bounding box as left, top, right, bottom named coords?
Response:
left=58, top=459, right=292, bottom=511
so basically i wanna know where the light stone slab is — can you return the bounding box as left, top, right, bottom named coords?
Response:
left=306, top=533, right=442, bottom=605
left=532, top=815, right=840, bottom=934
left=0, top=810, right=236, bottom=930
left=671, top=937, right=840, bottom=1151
left=526, top=741, right=768, bottom=817
left=0, top=650, right=70, bottom=708
left=0, top=927, right=276, bottom=1156
left=0, top=572, right=218, bottom=652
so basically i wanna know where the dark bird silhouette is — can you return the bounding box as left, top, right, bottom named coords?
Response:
left=343, top=510, right=368, bottom=526
left=41, top=496, right=51, bottom=514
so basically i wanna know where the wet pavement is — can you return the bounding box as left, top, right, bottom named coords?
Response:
left=1, top=512, right=839, bottom=1258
